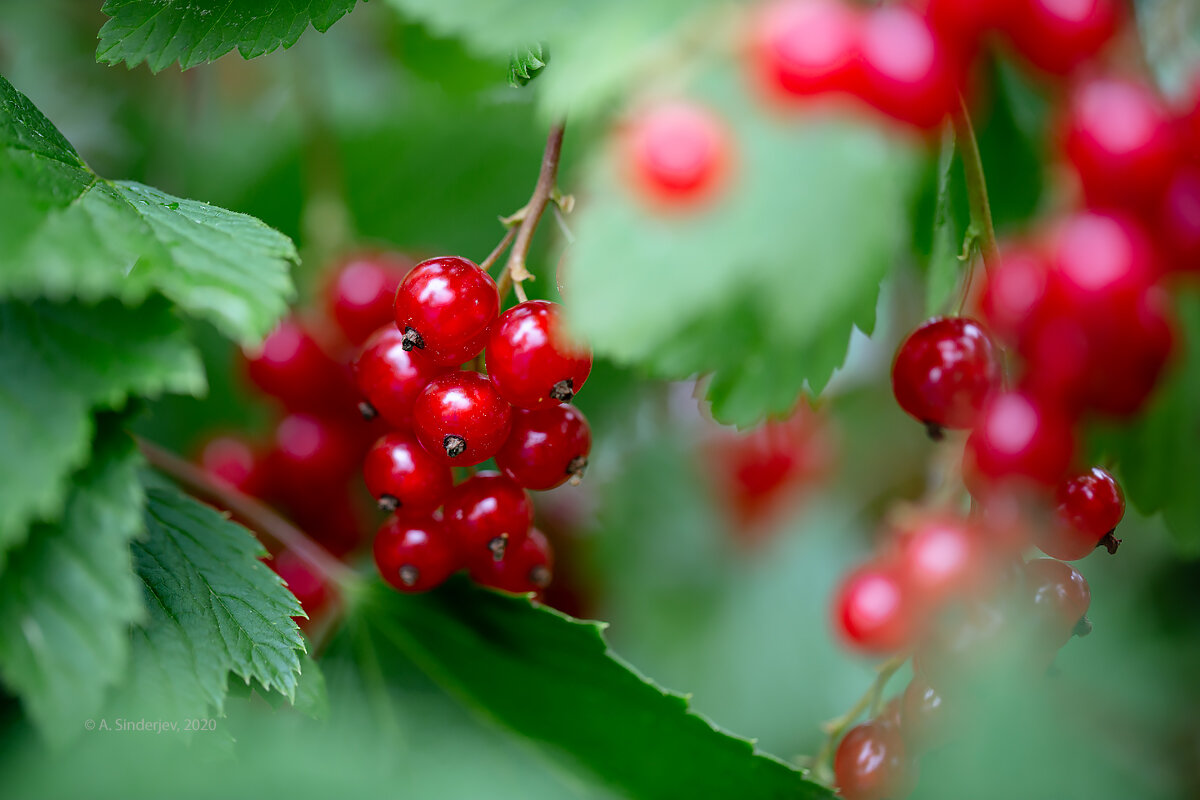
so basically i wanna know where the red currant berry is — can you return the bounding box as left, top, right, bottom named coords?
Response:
left=486, top=300, right=593, bottom=409
left=895, top=516, right=980, bottom=610
left=470, top=527, right=554, bottom=595
left=913, top=600, right=1010, bottom=694
left=243, top=318, right=354, bottom=413
left=444, top=471, right=534, bottom=564
left=393, top=256, right=500, bottom=366
left=625, top=102, right=731, bottom=206
left=373, top=512, right=460, bottom=593
left=353, top=325, right=452, bottom=427
left=1003, top=0, right=1120, bottom=76
left=858, top=6, right=959, bottom=130
left=1024, top=557, right=1090, bottom=644
left=922, top=0, right=1010, bottom=46
left=891, top=317, right=1000, bottom=435
left=267, top=413, right=360, bottom=492
left=750, top=0, right=863, bottom=100
left=363, top=432, right=454, bottom=514
left=412, top=372, right=514, bottom=465
left=979, top=245, right=1052, bottom=347
left=325, top=252, right=412, bottom=345
left=198, top=435, right=265, bottom=496
left=495, top=404, right=592, bottom=491
left=834, top=562, right=916, bottom=655
left=874, top=697, right=903, bottom=733
left=1159, top=166, right=1200, bottom=269
left=834, top=722, right=916, bottom=800
left=963, top=391, right=1075, bottom=491
left=268, top=550, right=330, bottom=625
left=288, top=492, right=367, bottom=558
left=900, top=677, right=948, bottom=753
left=1037, top=466, right=1124, bottom=560
left=1062, top=78, right=1178, bottom=211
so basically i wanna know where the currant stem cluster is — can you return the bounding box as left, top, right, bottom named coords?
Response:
left=810, top=652, right=909, bottom=783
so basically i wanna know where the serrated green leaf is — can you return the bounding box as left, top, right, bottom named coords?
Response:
left=1097, top=293, right=1200, bottom=555
left=0, top=297, right=204, bottom=567
left=565, top=71, right=919, bottom=427
left=359, top=579, right=833, bottom=800
left=97, top=0, right=363, bottom=72
left=0, top=421, right=144, bottom=745
left=508, top=43, right=548, bottom=88
left=116, top=486, right=306, bottom=720
left=0, top=76, right=296, bottom=344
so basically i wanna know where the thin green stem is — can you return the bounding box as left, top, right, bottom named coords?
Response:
left=952, top=96, right=1000, bottom=275
left=810, top=652, right=908, bottom=784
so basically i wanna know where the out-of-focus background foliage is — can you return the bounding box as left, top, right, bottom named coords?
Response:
left=1, top=2, right=1199, bottom=798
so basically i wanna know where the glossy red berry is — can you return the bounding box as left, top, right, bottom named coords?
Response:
left=1024, top=558, right=1091, bottom=644
left=268, top=550, right=330, bottom=625
left=243, top=318, right=353, bottom=413
left=1063, top=78, right=1178, bottom=211
left=625, top=102, right=731, bottom=206
left=750, top=0, right=863, bottom=100
left=1037, top=467, right=1124, bottom=560
left=495, top=404, right=592, bottom=491
left=895, top=516, right=980, bottom=610
left=373, top=512, right=460, bottom=593
left=363, top=432, right=454, bottom=514
left=900, top=677, right=948, bottom=753
left=412, top=372, right=514, bottom=465
left=267, top=413, right=360, bottom=492
left=858, top=6, right=959, bottom=130
left=470, top=527, right=554, bottom=595
left=486, top=301, right=593, bottom=409
left=444, top=471, right=534, bottom=563
left=353, top=325, right=452, bottom=427
left=1002, top=0, right=1120, bottom=75
left=834, top=722, right=916, bottom=800
left=1159, top=166, right=1200, bottom=269
left=963, top=391, right=1075, bottom=491
left=979, top=245, right=1052, bottom=346
left=834, top=562, right=915, bottom=655
left=326, top=252, right=412, bottom=345
left=198, top=435, right=265, bottom=496
left=891, top=317, right=1000, bottom=435
left=922, top=0, right=1010, bottom=46
left=393, top=256, right=500, bottom=366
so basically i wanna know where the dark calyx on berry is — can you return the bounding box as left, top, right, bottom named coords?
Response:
left=1098, top=531, right=1121, bottom=554
left=401, top=326, right=425, bottom=351
left=567, top=455, right=588, bottom=485
left=378, top=494, right=400, bottom=512
left=443, top=434, right=467, bottom=458
left=358, top=401, right=378, bottom=420
left=924, top=421, right=944, bottom=441
left=398, top=565, right=420, bottom=587
left=488, top=534, right=508, bottom=562
left=530, top=564, right=552, bottom=589
left=550, top=379, right=575, bottom=402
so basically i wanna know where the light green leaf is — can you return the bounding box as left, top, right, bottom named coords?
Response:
left=0, top=422, right=144, bottom=745
left=508, top=42, right=549, bottom=88
left=0, top=76, right=296, bottom=344
left=565, top=71, right=920, bottom=426
left=925, top=131, right=966, bottom=316
left=97, top=0, right=363, bottom=72
left=359, top=578, right=833, bottom=800
left=0, top=297, right=204, bottom=566
left=117, top=486, right=306, bottom=720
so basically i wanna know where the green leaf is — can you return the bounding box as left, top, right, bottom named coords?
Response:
left=97, top=0, right=363, bottom=72
left=117, top=486, right=306, bottom=720
left=0, top=76, right=296, bottom=344
left=508, top=43, right=548, bottom=88
left=1136, top=0, right=1200, bottom=100
left=0, top=297, right=204, bottom=566
left=565, top=71, right=920, bottom=426
left=925, top=131, right=967, bottom=316
left=385, top=0, right=710, bottom=118
left=0, top=422, right=144, bottom=745
left=359, top=579, right=833, bottom=800
left=1097, top=292, right=1200, bottom=555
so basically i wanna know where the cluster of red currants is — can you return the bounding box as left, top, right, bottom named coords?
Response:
left=362, top=255, right=593, bottom=597
left=621, top=0, right=1130, bottom=208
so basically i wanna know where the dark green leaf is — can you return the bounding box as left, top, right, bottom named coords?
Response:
left=358, top=578, right=833, bottom=800
left=115, top=486, right=306, bottom=720
left=97, top=0, right=363, bottom=71
left=0, top=76, right=296, bottom=344
left=0, top=422, right=144, bottom=744
left=0, top=298, right=204, bottom=565
left=508, top=43, right=548, bottom=87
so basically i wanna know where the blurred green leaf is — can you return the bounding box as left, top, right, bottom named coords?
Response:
left=0, top=76, right=296, bottom=344
left=0, top=422, right=143, bottom=745
left=114, top=486, right=307, bottom=720
left=97, top=0, right=363, bottom=72
left=924, top=132, right=967, bottom=316
left=1097, top=292, right=1200, bottom=556
left=565, top=72, right=919, bottom=426
left=509, top=43, right=549, bottom=88
left=1136, top=0, right=1200, bottom=100
left=356, top=578, right=833, bottom=799
left=0, top=298, right=204, bottom=567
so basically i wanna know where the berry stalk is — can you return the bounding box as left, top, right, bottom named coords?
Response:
left=498, top=120, right=567, bottom=302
